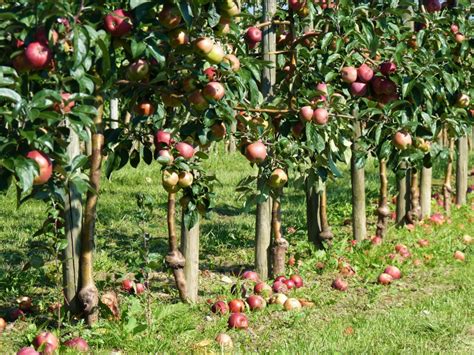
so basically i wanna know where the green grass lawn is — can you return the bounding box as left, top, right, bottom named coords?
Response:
left=1, top=144, right=473, bottom=353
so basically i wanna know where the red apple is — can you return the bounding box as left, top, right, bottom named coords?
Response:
left=395, top=244, right=407, bottom=253
left=288, top=0, right=306, bottom=11
left=357, top=63, right=373, bottom=83
left=135, top=283, right=146, bottom=294
left=341, top=66, right=357, bottom=83
left=289, top=275, right=304, bottom=288
left=211, top=301, right=229, bottom=315
left=384, top=265, right=401, bottom=279
left=211, top=122, right=226, bottom=140
left=16, top=348, right=39, bottom=355
left=203, top=67, right=217, bottom=81
left=127, top=59, right=149, bottom=82
left=223, top=54, right=240, bottom=72
left=245, top=141, right=267, bottom=164
left=25, top=42, right=52, bottom=69
left=155, top=130, right=172, bottom=147
left=424, top=0, right=441, bottom=13
left=392, top=131, right=412, bottom=150
left=299, top=106, right=314, bottom=122
left=53, top=93, right=75, bottom=114
left=228, top=299, right=245, bottom=313
left=380, top=78, right=397, bottom=95
left=8, top=308, right=25, bottom=322
left=283, top=279, right=296, bottom=290
left=228, top=313, right=248, bottom=329
left=272, top=280, right=289, bottom=294
left=454, top=250, right=465, bottom=261
left=241, top=270, right=260, bottom=282
left=379, top=61, right=397, bottom=76
left=371, top=236, right=383, bottom=245
left=63, top=337, right=89, bottom=352
left=283, top=298, right=302, bottom=311
left=274, top=275, right=286, bottom=283
left=194, top=37, right=213, bottom=55
left=188, top=91, right=209, bottom=111
left=33, top=332, right=59, bottom=354
left=350, top=82, right=368, bottom=97
left=245, top=27, right=262, bottom=46
left=169, top=29, right=189, bottom=47
left=378, top=273, right=393, bottom=285
left=121, top=279, right=134, bottom=293
left=203, top=82, right=225, bottom=101
left=134, top=101, right=155, bottom=116
left=450, top=24, right=459, bottom=34
left=175, top=142, right=194, bottom=160
left=182, top=77, right=197, bottom=92
left=331, top=278, right=348, bottom=291
left=247, top=295, right=266, bottom=311
left=104, top=9, right=133, bottom=37
left=254, top=282, right=273, bottom=297
left=316, top=82, right=328, bottom=95
left=417, top=239, right=429, bottom=247
left=312, top=108, right=328, bottom=125
left=158, top=5, right=181, bottom=29
left=26, top=150, right=53, bottom=185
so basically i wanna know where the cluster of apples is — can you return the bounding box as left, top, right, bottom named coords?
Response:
left=16, top=332, right=88, bottom=354
left=299, top=83, right=330, bottom=126
left=121, top=279, right=146, bottom=295
left=154, top=130, right=195, bottom=192
left=210, top=271, right=306, bottom=331
left=341, top=60, right=399, bottom=105
left=377, top=265, right=402, bottom=285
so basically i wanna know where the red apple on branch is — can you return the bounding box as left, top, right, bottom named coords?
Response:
left=25, top=42, right=52, bottom=69
left=104, top=9, right=133, bottom=37
left=26, top=150, right=53, bottom=185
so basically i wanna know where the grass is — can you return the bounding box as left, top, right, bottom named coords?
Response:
left=0, top=144, right=473, bottom=353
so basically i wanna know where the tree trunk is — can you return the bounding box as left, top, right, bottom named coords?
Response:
left=110, top=98, right=119, bottom=129
left=165, top=192, right=187, bottom=302
left=271, top=193, right=288, bottom=278
left=456, top=135, right=468, bottom=205
left=351, top=120, right=367, bottom=242
left=255, top=188, right=272, bottom=280
left=180, top=212, right=200, bottom=303
left=255, top=0, right=276, bottom=280
left=319, top=185, right=333, bottom=244
left=78, top=97, right=104, bottom=325
left=62, top=124, right=82, bottom=315
left=420, top=166, right=432, bottom=218
left=375, top=159, right=389, bottom=238
left=227, top=122, right=236, bottom=153
left=443, top=139, right=455, bottom=215
left=407, top=169, right=421, bottom=224
left=305, top=181, right=321, bottom=248
left=396, top=167, right=410, bottom=226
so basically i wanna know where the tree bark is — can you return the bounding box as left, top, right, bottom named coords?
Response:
left=227, top=121, right=237, bottom=153
left=376, top=159, right=389, bottom=238
left=271, top=193, right=288, bottom=278
left=351, top=120, right=367, bottom=241
left=255, top=0, right=276, bottom=280
left=407, top=169, right=421, bottom=224
left=319, top=185, right=333, bottom=244
left=420, top=166, right=432, bottom=218
left=255, top=186, right=272, bottom=280
left=443, top=139, right=455, bottom=215
left=78, top=96, right=104, bottom=325
left=456, top=135, right=468, bottom=205
left=62, top=124, right=82, bottom=315
left=396, top=167, right=410, bottom=226
left=110, top=98, right=119, bottom=129
left=180, top=212, right=200, bottom=303
left=305, top=181, right=321, bottom=248
left=165, top=192, right=187, bottom=302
